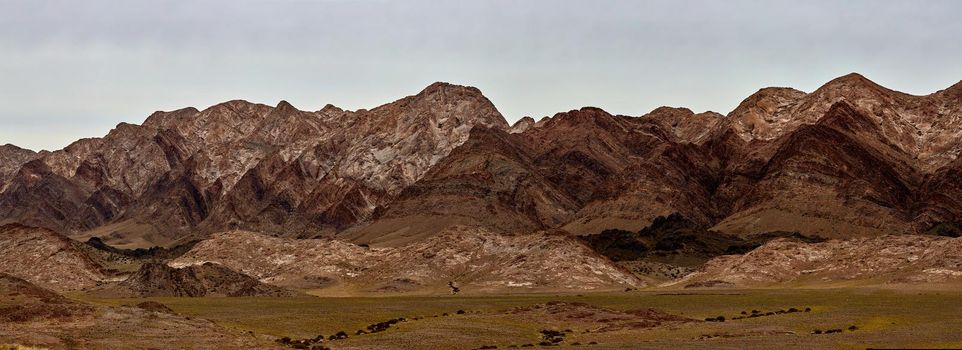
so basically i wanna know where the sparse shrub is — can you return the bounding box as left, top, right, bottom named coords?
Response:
left=328, top=331, right=348, bottom=340
left=541, top=330, right=565, bottom=338
left=539, top=329, right=566, bottom=345
left=365, top=317, right=407, bottom=333
left=788, top=307, right=799, bottom=313
left=741, top=311, right=747, bottom=315
left=813, top=329, right=822, bottom=334
left=457, top=309, right=466, bottom=314
left=804, top=307, right=812, bottom=312
left=848, top=325, right=858, bottom=331
left=588, top=341, right=598, bottom=345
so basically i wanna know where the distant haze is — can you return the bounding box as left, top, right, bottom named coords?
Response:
left=2, top=0, right=961, bottom=151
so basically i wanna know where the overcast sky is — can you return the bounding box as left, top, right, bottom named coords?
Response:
left=2, top=0, right=962, bottom=151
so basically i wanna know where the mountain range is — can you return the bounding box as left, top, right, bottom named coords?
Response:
left=2, top=73, right=962, bottom=249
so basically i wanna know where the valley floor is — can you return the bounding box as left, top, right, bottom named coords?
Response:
left=70, top=287, right=962, bottom=349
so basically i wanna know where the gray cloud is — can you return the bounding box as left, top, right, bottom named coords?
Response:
left=2, top=0, right=961, bottom=150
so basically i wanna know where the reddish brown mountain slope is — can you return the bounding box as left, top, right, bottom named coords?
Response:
left=0, top=144, right=38, bottom=191
left=671, top=234, right=962, bottom=287
left=361, top=75, right=962, bottom=240
left=712, top=75, right=962, bottom=236
left=0, top=224, right=107, bottom=290
left=1, top=74, right=962, bottom=245
left=350, top=107, right=723, bottom=243
left=0, top=82, right=507, bottom=247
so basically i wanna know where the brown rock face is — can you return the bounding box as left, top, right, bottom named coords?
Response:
left=99, top=262, right=299, bottom=297
left=0, top=224, right=107, bottom=290
left=714, top=101, right=922, bottom=236
left=508, top=116, right=537, bottom=133
left=352, top=107, right=723, bottom=242
left=358, top=74, right=962, bottom=240
left=2, top=74, right=962, bottom=246
left=644, top=107, right=724, bottom=144
left=172, top=227, right=642, bottom=292
left=712, top=74, right=962, bottom=236
left=0, top=82, right=508, bottom=246
left=0, top=144, right=38, bottom=191
left=672, top=234, right=962, bottom=286
left=727, top=73, right=962, bottom=170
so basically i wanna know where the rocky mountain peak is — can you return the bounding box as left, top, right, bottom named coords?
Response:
left=272, top=100, right=298, bottom=113
left=142, top=107, right=201, bottom=128
left=0, top=144, right=39, bottom=191
left=941, top=80, right=962, bottom=100
left=0, top=143, right=35, bottom=155
left=646, top=107, right=723, bottom=143
left=648, top=106, right=695, bottom=117
left=825, top=72, right=874, bottom=85
left=319, top=103, right=344, bottom=113
left=364, top=82, right=508, bottom=133
left=509, top=116, right=537, bottom=134
left=810, top=72, right=902, bottom=100
left=542, top=107, right=614, bottom=128
left=419, top=81, right=483, bottom=97
left=727, top=87, right=807, bottom=141
left=197, top=99, right=267, bottom=118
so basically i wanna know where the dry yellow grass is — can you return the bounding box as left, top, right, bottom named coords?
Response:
left=73, top=287, right=962, bottom=349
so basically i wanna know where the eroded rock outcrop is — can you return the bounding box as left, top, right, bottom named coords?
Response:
left=670, top=234, right=962, bottom=287
left=172, top=226, right=643, bottom=292
left=0, top=224, right=107, bottom=290
left=98, top=262, right=299, bottom=297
